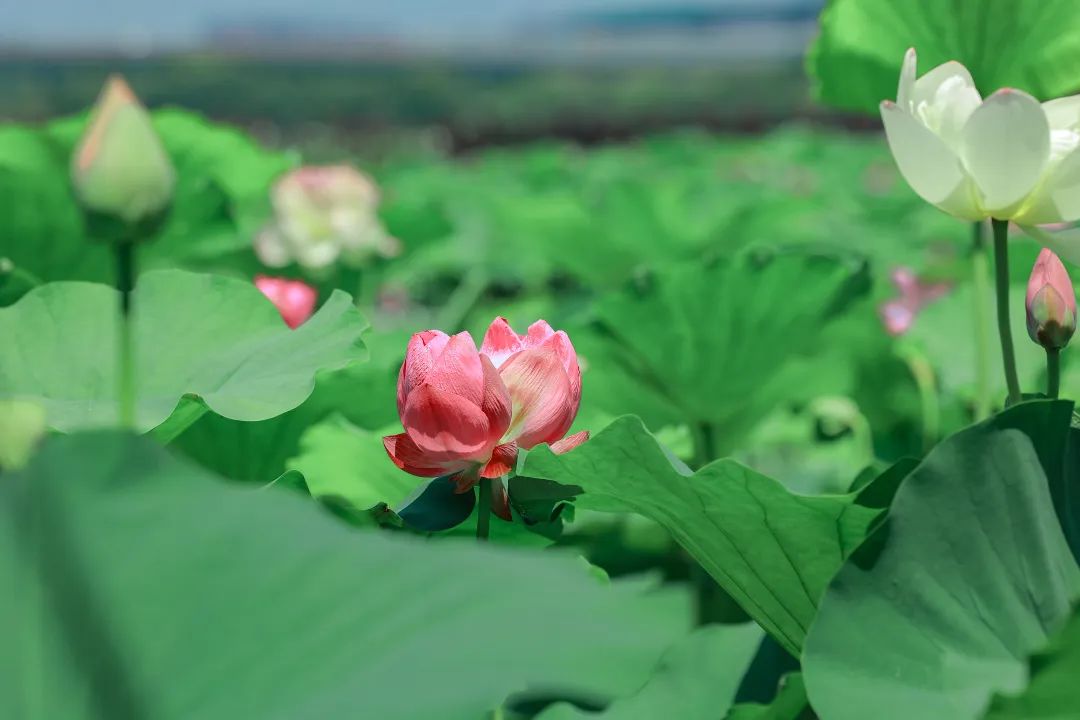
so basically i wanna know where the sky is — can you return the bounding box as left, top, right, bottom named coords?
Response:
left=2, top=0, right=822, bottom=49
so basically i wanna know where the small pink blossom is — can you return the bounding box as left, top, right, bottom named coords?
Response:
left=254, top=275, right=317, bottom=329
left=878, top=267, right=950, bottom=336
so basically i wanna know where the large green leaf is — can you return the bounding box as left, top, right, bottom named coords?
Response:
left=983, top=604, right=1080, bottom=719
left=0, top=432, right=691, bottom=720
left=802, top=401, right=1080, bottom=720
left=522, top=416, right=905, bottom=657
left=535, top=623, right=764, bottom=720
left=0, top=269, right=367, bottom=432
left=580, top=247, right=869, bottom=450
left=809, top=0, right=1080, bottom=113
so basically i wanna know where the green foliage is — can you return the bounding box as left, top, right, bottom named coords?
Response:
left=0, top=270, right=367, bottom=432
left=810, top=0, right=1080, bottom=113
left=802, top=401, right=1080, bottom=720
left=535, top=623, right=764, bottom=720
left=523, top=416, right=904, bottom=657
left=984, top=604, right=1080, bottom=719
left=0, top=431, right=692, bottom=720
left=0, top=109, right=293, bottom=285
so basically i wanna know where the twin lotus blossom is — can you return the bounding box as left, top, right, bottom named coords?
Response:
left=1026, top=249, right=1077, bottom=351
left=879, top=266, right=951, bottom=336
left=255, top=165, right=400, bottom=271
left=254, top=275, right=317, bottom=329
left=882, top=48, right=1080, bottom=225
left=71, top=75, right=176, bottom=226
left=384, top=317, right=588, bottom=489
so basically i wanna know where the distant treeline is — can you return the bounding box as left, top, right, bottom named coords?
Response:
left=0, top=55, right=825, bottom=146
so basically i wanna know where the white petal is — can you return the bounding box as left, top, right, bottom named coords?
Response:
left=1020, top=225, right=1080, bottom=268
left=1042, top=95, right=1080, bottom=131
left=1016, top=147, right=1080, bottom=224
left=912, top=61, right=979, bottom=109
left=960, top=89, right=1050, bottom=214
left=897, top=48, right=917, bottom=110
left=880, top=101, right=968, bottom=207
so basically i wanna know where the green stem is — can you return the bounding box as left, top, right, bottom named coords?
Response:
left=476, top=478, right=492, bottom=541
left=436, top=267, right=488, bottom=332
left=1047, top=349, right=1061, bottom=399
left=691, top=421, right=717, bottom=470
left=899, top=345, right=940, bottom=454
left=991, top=219, right=1022, bottom=406
left=115, top=241, right=137, bottom=430
left=970, top=221, right=992, bottom=420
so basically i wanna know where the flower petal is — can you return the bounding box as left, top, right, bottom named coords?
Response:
left=539, top=330, right=582, bottom=409
left=402, top=384, right=495, bottom=458
left=480, top=442, right=518, bottom=479
left=382, top=433, right=464, bottom=477
left=1020, top=225, right=1080, bottom=269
left=1042, top=95, right=1080, bottom=131
left=480, top=316, right=523, bottom=368
left=427, top=331, right=485, bottom=408
left=961, top=89, right=1050, bottom=214
left=479, top=354, right=513, bottom=437
left=499, top=347, right=574, bottom=449
left=880, top=102, right=976, bottom=217
left=911, top=61, right=978, bottom=110
left=550, top=430, right=589, bottom=455
left=398, top=330, right=450, bottom=416
left=1016, top=147, right=1080, bottom=225
left=897, top=47, right=917, bottom=111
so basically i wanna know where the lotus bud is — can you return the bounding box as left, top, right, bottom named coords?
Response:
left=254, top=275, right=318, bottom=329
left=1026, top=248, right=1077, bottom=350
left=71, top=76, right=175, bottom=234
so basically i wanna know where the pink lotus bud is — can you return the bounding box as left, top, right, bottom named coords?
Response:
left=254, top=165, right=400, bottom=270
left=384, top=331, right=512, bottom=481
left=254, top=275, right=317, bottom=329
left=481, top=317, right=583, bottom=449
left=71, top=76, right=175, bottom=227
left=1026, top=248, right=1077, bottom=350
left=383, top=319, right=589, bottom=486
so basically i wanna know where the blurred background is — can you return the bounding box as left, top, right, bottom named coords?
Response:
left=2, top=0, right=839, bottom=153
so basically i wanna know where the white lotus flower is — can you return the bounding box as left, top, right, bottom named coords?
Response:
left=881, top=48, right=1080, bottom=224
left=255, top=165, right=400, bottom=271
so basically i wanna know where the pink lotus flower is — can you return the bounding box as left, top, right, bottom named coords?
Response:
left=254, top=275, right=317, bottom=329
left=383, top=317, right=588, bottom=489
left=878, top=267, right=951, bottom=336
left=1026, top=248, right=1077, bottom=350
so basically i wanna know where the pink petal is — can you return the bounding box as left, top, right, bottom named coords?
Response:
left=382, top=433, right=467, bottom=478
left=425, top=331, right=485, bottom=408
left=479, top=355, right=513, bottom=438
left=480, top=316, right=523, bottom=368
left=549, top=430, right=589, bottom=455
left=403, top=384, right=496, bottom=459
left=254, top=275, right=318, bottom=329
left=525, top=319, right=556, bottom=344
left=879, top=300, right=915, bottom=336
left=498, top=347, right=575, bottom=449
left=481, top=442, right=518, bottom=479
left=488, top=477, right=513, bottom=521
left=539, top=330, right=582, bottom=409
left=398, top=330, right=451, bottom=416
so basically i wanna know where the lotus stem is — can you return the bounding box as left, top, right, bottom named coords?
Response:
left=1047, top=349, right=1061, bottom=399
left=991, top=219, right=1022, bottom=406
left=970, top=221, right=992, bottom=420
left=476, top=477, right=492, bottom=541
left=115, top=240, right=137, bottom=429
